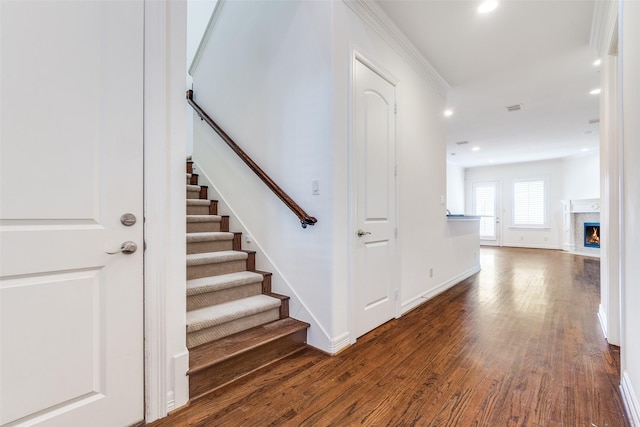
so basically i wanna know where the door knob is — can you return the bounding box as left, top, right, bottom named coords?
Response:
left=106, top=241, right=138, bottom=255
left=357, top=229, right=371, bottom=237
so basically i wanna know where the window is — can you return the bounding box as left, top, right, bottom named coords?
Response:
left=513, top=179, right=545, bottom=226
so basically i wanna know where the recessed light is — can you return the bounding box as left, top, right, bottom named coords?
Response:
left=472, top=146, right=480, bottom=151
left=590, top=88, right=601, bottom=95
left=478, top=1, right=498, bottom=14
left=488, top=159, right=495, bottom=163
left=593, top=59, right=602, bottom=66
left=580, top=148, right=590, bottom=152
left=444, top=109, right=454, bottom=117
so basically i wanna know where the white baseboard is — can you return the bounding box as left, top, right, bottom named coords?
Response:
left=598, top=304, right=608, bottom=340
left=170, top=350, right=189, bottom=412
left=622, top=371, right=640, bottom=426
left=400, top=264, right=481, bottom=314
left=329, top=332, right=351, bottom=354
left=501, top=243, right=562, bottom=250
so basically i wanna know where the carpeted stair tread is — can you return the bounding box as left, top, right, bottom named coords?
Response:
left=187, top=199, right=211, bottom=206
left=187, top=215, right=221, bottom=223
left=186, top=184, right=201, bottom=192
left=186, top=294, right=281, bottom=333
left=187, top=271, right=264, bottom=296
left=186, top=250, right=247, bottom=266
left=186, top=173, right=192, bottom=179
left=187, top=232, right=234, bottom=243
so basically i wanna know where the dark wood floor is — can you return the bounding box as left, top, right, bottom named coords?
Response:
left=149, top=247, right=628, bottom=426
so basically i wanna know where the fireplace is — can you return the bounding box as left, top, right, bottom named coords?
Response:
left=584, top=222, right=600, bottom=248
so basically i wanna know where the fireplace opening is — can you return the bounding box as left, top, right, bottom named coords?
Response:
left=584, top=222, right=600, bottom=248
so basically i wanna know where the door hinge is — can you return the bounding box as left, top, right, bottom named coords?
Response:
left=394, top=103, right=397, bottom=114
left=394, top=289, right=398, bottom=301
left=394, top=228, right=398, bottom=238
left=394, top=165, right=398, bottom=176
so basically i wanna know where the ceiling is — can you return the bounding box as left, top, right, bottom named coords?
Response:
left=376, top=0, right=601, bottom=168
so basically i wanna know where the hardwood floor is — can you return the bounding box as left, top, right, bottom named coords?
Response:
left=149, top=247, right=628, bottom=426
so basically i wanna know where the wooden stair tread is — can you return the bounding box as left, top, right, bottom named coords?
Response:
left=188, top=317, right=310, bottom=373
left=187, top=271, right=264, bottom=295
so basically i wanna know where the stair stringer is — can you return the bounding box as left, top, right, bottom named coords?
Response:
left=192, top=161, right=341, bottom=353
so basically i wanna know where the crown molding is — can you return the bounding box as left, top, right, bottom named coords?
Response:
left=343, top=0, right=449, bottom=97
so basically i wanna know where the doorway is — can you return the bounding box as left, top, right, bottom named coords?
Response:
left=473, top=181, right=501, bottom=246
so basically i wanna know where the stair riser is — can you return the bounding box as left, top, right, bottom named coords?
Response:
left=187, top=283, right=262, bottom=312
left=187, top=240, right=233, bottom=254
left=187, top=308, right=280, bottom=349
left=187, top=260, right=248, bottom=280
left=187, top=190, right=200, bottom=199
left=189, top=329, right=307, bottom=399
left=187, top=222, right=221, bottom=233
left=187, top=205, right=210, bottom=215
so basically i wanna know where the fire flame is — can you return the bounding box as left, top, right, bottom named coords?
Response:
left=587, top=227, right=600, bottom=245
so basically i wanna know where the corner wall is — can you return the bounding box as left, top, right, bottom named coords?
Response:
left=620, top=0, right=640, bottom=423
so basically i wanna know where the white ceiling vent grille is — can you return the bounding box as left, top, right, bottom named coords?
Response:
left=588, top=118, right=600, bottom=124
left=506, top=104, right=522, bottom=112
left=456, top=140, right=469, bottom=145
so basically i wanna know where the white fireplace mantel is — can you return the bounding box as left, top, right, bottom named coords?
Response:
left=569, top=198, right=600, bottom=213
left=562, top=198, right=601, bottom=257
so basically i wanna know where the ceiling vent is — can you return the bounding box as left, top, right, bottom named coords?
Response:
left=506, top=104, right=522, bottom=112
left=588, top=118, right=600, bottom=124
left=455, top=140, right=469, bottom=145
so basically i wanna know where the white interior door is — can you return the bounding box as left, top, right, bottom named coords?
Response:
left=473, top=181, right=501, bottom=246
left=0, top=1, right=144, bottom=426
left=353, top=58, right=397, bottom=339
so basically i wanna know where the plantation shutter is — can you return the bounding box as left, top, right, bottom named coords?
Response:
left=513, top=180, right=545, bottom=226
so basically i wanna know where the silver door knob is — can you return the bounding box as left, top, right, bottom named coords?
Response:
left=357, top=229, right=371, bottom=237
left=106, top=241, right=138, bottom=255
left=120, top=213, right=137, bottom=226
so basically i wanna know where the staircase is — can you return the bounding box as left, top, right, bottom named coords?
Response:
left=185, top=161, right=309, bottom=400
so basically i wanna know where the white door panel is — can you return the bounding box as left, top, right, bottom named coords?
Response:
left=473, top=181, right=501, bottom=246
left=1, top=1, right=144, bottom=426
left=353, top=59, right=397, bottom=339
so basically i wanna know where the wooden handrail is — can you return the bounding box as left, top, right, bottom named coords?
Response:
left=186, top=90, right=317, bottom=228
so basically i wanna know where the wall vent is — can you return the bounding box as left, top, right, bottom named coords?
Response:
left=455, top=140, right=469, bottom=145
left=588, top=118, right=600, bottom=124
left=506, top=104, right=522, bottom=112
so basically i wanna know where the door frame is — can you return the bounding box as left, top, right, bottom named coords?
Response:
left=348, top=47, right=400, bottom=344
left=472, top=180, right=502, bottom=246
left=143, top=0, right=189, bottom=422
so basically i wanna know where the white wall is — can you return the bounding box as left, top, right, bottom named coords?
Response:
left=447, top=162, right=465, bottom=214
left=465, top=159, right=565, bottom=249
left=186, top=0, right=218, bottom=155
left=620, top=1, right=640, bottom=423
left=562, top=152, right=600, bottom=200
left=190, top=0, right=479, bottom=352
left=333, top=1, right=479, bottom=321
